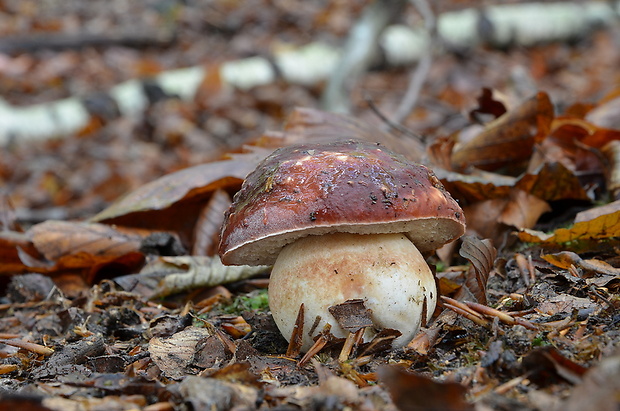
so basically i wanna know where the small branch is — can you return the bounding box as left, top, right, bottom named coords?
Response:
left=321, top=0, right=407, bottom=114
left=392, top=0, right=436, bottom=124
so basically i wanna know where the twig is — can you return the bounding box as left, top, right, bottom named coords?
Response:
left=364, top=94, right=425, bottom=141
left=392, top=0, right=436, bottom=124
left=321, top=0, right=407, bottom=113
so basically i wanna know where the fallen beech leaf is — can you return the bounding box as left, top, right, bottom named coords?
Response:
left=91, top=147, right=271, bottom=242
left=499, top=189, right=550, bottom=229
left=451, top=92, right=553, bottom=172
left=517, top=161, right=589, bottom=201
left=378, top=364, right=473, bottom=411
left=459, top=236, right=496, bottom=305
left=28, top=220, right=143, bottom=261
left=518, top=210, right=620, bottom=244
left=541, top=251, right=620, bottom=283
left=575, top=200, right=620, bottom=223
left=464, top=189, right=550, bottom=244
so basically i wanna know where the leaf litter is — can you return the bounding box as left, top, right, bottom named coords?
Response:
left=2, top=1, right=620, bottom=410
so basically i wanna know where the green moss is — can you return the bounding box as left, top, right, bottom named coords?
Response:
left=222, top=289, right=270, bottom=315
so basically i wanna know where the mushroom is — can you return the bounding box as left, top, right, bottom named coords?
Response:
left=219, top=139, right=465, bottom=351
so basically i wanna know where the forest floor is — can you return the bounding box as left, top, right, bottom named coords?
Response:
left=1, top=1, right=620, bottom=410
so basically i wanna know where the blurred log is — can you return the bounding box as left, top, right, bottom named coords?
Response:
left=1, top=1, right=617, bottom=145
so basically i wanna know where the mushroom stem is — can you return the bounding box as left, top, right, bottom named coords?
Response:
left=268, top=232, right=437, bottom=352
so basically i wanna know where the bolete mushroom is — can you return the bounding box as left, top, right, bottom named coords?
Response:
left=219, top=139, right=465, bottom=351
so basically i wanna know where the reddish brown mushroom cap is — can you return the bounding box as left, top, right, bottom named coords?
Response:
left=219, top=139, right=465, bottom=266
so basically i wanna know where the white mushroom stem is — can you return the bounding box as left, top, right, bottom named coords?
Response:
left=268, top=232, right=437, bottom=352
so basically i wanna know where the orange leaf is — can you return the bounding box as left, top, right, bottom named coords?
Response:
left=28, top=220, right=143, bottom=261
left=451, top=92, right=554, bottom=172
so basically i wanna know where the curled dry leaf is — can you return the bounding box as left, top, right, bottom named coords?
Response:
left=459, top=236, right=497, bottom=305
left=550, top=116, right=620, bottom=149
left=0, top=231, right=42, bottom=275
left=115, top=256, right=269, bottom=298
left=451, top=92, right=554, bottom=172
left=192, top=189, right=232, bottom=256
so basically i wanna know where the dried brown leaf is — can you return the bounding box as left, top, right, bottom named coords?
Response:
left=451, top=92, right=554, bottom=172
left=28, top=220, right=143, bottom=261
left=459, top=236, right=497, bottom=305
left=464, top=189, right=550, bottom=245
left=517, top=161, right=589, bottom=201
left=328, top=299, right=373, bottom=333
left=91, top=147, right=271, bottom=242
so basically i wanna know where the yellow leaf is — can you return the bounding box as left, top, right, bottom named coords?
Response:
left=518, top=210, right=620, bottom=244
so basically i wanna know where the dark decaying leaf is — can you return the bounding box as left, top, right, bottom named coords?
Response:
left=328, top=299, right=373, bottom=333
left=451, top=92, right=554, bottom=172
left=378, top=364, right=473, bottom=411
left=517, top=161, right=590, bottom=201
left=560, top=352, right=620, bottom=411
left=522, top=346, right=588, bottom=386
left=458, top=236, right=497, bottom=305
left=469, top=87, right=507, bottom=122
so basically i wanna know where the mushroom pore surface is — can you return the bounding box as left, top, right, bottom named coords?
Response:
left=269, top=232, right=436, bottom=352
